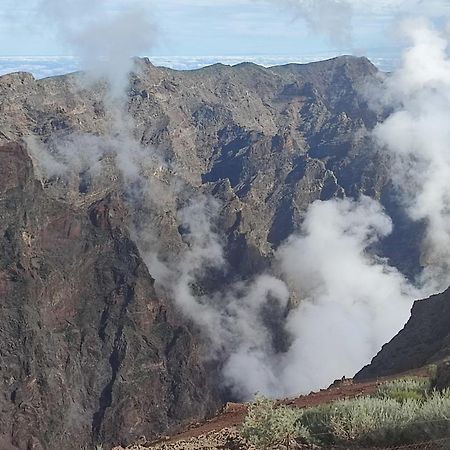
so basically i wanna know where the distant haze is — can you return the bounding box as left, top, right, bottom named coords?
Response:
left=0, top=53, right=398, bottom=79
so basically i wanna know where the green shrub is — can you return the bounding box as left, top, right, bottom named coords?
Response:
left=241, top=385, right=450, bottom=448
left=404, top=389, right=450, bottom=441
left=432, top=359, right=450, bottom=391
left=375, top=377, right=431, bottom=403
left=332, top=397, right=418, bottom=445
left=428, top=363, right=439, bottom=380
left=298, top=396, right=419, bottom=446
left=298, top=403, right=334, bottom=443
left=241, top=395, right=311, bottom=449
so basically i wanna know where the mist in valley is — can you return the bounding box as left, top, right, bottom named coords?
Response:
left=26, top=0, right=450, bottom=401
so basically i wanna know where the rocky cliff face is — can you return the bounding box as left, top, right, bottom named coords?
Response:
left=356, top=288, right=450, bottom=380
left=0, top=143, right=219, bottom=449
left=0, top=56, right=410, bottom=275
left=0, top=56, right=423, bottom=449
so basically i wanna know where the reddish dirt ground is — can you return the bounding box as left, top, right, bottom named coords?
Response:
left=152, top=367, right=431, bottom=445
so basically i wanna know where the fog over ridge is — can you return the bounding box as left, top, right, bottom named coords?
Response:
left=27, top=0, right=450, bottom=400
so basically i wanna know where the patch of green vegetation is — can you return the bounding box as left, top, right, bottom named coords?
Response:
left=241, top=379, right=450, bottom=448
left=241, top=395, right=311, bottom=449
left=374, top=377, right=430, bottom=403
left=300, top=396, right=419, bottom=446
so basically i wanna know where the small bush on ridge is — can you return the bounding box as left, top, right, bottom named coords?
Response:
left=241, top=381, right=450, bottom=448
left=375, top=377, right=431, bottom=403
left=241, top=395, right=311, bottom=448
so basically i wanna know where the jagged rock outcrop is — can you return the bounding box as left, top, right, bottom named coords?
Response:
left=0, top=56, right=413, bottom=277
left=0, top=56, right=425, bottom=448
left=356, top=288, right=450, bottom=380
left=0, top=143, right=219, bottom=449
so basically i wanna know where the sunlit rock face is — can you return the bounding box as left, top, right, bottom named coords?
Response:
left=0, top=56, right=424, bottom=448
left=2, top=56, right=413, bottom=277
left=0, top=142, right=220, bottom=449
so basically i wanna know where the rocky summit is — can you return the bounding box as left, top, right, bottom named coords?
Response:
left=0, top=56, right=420, bottom=278
left=0, top=56, right=431, bottom=449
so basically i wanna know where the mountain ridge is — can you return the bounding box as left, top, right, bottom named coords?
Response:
left=0, top=55, right=433, bottom=448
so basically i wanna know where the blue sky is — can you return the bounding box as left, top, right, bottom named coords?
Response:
left=0, top=0, right=405, bottom=57
left=0, top=0, right=449, bottom=76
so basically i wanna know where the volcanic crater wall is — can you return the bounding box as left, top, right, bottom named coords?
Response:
left=0, top=56, right=423, bottom=448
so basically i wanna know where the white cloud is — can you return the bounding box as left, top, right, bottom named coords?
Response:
left=262, top=0, right=450, bottom=44
left=38, top=0, right=156, bottom=94
left=275, top=197, right=418, bottom=394
left=374, top=19, right=450, bottom=291
left=17, top=0, right=450, bottom=405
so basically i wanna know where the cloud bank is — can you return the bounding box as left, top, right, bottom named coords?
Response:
left=374, top=20, right=450, bottom=292
left=28, top=0, right=450, bottom=403
left=264, top=0, right=450, bottom=44
left=275, top=197, right=418, bottom=395
left=39, top=0, right=155, bottom=94
left=166, top=15, right=450, bottom=399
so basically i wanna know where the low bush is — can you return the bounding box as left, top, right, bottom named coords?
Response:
left=375, top=377, right=431, bottom=403
left=241, top=395, right=311, bottom=448
left=404, top=389, right=450, bottom=442
left=241, top=381, right=450, bottom=448
left=432, top=359, right=450, bottom=391
left=303, top=396, right=419, bottom=446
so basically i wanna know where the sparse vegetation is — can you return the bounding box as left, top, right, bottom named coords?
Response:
left=375, top=377, right=430, bottom=402
left=241, top=395, right=311, bottom=449
left=301, top=396, right=420, bottom=446
left=432, top=359, right=450, bottom=391
left=241, top=379, right=450, bottom=448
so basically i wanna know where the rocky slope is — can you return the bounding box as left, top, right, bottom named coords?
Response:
left=357, top=288, right=450, bottom=380
left=0, top=56, right=425, bottom=449
left=0, top=142, right=219, bottom=449
left=0, top=56, right=412, bottom=277
left=112, top=374, right=414, bottom=450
